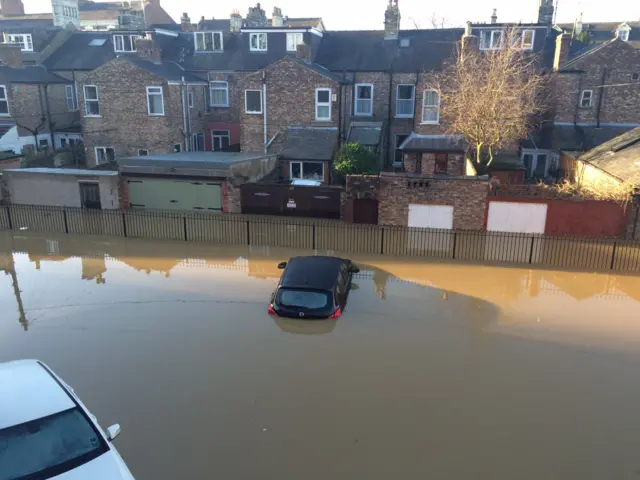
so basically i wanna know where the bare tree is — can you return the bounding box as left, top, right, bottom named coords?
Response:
left=425, top=28, right=550, bottom=172
left=428, top=12, right=449, bottom=29
left=17, top=116, right=46, bottom=152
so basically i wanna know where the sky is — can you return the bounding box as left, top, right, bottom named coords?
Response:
left=25, top=0, right=639, bottom=30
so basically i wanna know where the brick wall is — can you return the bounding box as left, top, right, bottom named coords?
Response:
left=403, top=152, right=464, bottom=176
left=8, top=83, right=75, bottom=138
left=206, top=71, right=252, bottom=124
left=80, top=58, right=206, bottom=166
left=239, top=57, right=341, bottom=153
left=554, top=41, right=640, bottom=125
left=377, top=173, right=488, bottom=229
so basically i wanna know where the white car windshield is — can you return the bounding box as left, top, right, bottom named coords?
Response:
left=0, top=407, right=108, bottom=480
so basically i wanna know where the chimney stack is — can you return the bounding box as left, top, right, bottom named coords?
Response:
left=461, top=21, right=479, bottom=58
left=230, top=10, right=242, bottom=32
left=537, top=0, right=554, bottom=25
left=553, top=33, right=571, bottom=70
left=0, top=43, right=23, bottom=66
left=135, top=37, right=162, bottom=63
left=296, top=43, right=311, bottom=62
left=246, top=3, right=267, bottom=27
left=0, top=0, right=25, bottom=17
left=180, top=12, right=192, bottom=32
left=384, top=0, right=401, bottom=40
left=491, top=8, right=497, bottom=24
left=272, top=7, right=284, bottom=27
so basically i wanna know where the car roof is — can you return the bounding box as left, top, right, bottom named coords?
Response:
left=0, top=359, right=75, bottom=429
left=280, top=256, right=345, bottom=291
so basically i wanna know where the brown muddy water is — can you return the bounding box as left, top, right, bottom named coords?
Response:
left=2, top=232, right=640, bottom=479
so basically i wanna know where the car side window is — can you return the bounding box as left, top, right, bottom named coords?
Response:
left=340, top=262, right=349, bottom=282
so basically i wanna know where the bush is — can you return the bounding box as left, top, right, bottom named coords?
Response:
left=333, top=143, right=380, bottom=179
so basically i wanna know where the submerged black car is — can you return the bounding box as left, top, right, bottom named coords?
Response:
left=268, top=256, right=360, bottom=319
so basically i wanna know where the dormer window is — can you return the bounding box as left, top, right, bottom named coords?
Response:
left=286, top=32, right=303, bottom=52
left=616, top=24, right=630, bottom=42
left=195, top=31, right=223, bottom=52
left=480, top=30, right=504, bottom=50
left=520, top=29, right=535, bottom=50
left=250, top=33, right=268, bottom=52
left=6, top=34, right=33, bottom=52
left=113, top=34, right=140, bottom=53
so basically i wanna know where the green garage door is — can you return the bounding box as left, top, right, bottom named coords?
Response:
left=127, top=178, right=222, bottom=211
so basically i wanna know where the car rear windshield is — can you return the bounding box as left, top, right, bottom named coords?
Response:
left=0, top=407, right=108, bottom=480
left=276, top=288, right=333, bottom=312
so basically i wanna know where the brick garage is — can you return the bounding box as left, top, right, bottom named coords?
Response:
left=377, top=173, right=488, bottom=229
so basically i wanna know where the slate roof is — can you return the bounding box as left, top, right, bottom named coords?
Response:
left=279, top=127, right=339, bottom=161
left=348, top=122, right=383, bottom=146
left=43, top=31, right=116, bottom=71
left=399, top=133, right=466, bottom=152
left=0, top=65, right=68, bottom=84
left=557, top=21, right=640, bottom=43
left=577, top=127, right=640, bottom=184
left=553, top=125, right=636, bottom=151
left=123, top=56, right=205, bottom=82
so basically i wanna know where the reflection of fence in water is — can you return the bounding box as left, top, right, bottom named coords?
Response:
left=2, top=204, right=640, bottom=272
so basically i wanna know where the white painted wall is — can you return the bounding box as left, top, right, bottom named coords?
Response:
left=6, top=172, right=121, bottom=209
left=0, top=126, right=20, bottom=153
left=408, top=205, right=454, bottom=229
left=487, top=202, right=547, bottom=233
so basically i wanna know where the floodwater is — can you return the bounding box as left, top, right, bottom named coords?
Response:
left=2, top=233, right=640, bottom=479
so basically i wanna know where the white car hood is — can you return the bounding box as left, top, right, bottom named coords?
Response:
left=52, top=450, right=134, bottom=480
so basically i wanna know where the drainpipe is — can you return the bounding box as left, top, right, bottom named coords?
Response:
left=43, top=84, right=55, bottom=149
left=595, top=67, right=607, bottom=128
left=262, top=71, right=267, bottom=154
left=181, top=76, right=189, bottom=151
left=337, top=83, right=343, bottom=148
left=386, top=69, right=393, bottom=168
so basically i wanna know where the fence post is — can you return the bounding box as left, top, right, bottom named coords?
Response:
left=380, top=228, right=385, bottom=255
left=122, top=212, right=128, bottom=237
left=528, top=236, right=535, bottom=264
left=452, top=232, right=457, bottom=259
left=610, top=241, right=618, bottom=270
left=63, top=209, right=69, bottom=234
left=246, top=219, right=251, bottom=246
left=5, top=205, right=12, bottom=230
left=183, top=216, right=188, bottom=242
left=312, top=223, right=316, bottom=250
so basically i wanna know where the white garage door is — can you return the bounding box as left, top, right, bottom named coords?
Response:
left=408, top=205, right=454, bottom=229
left=487, top=202, right=547, bottom=234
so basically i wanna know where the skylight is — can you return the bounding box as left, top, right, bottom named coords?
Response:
left=89, top=38, right=107, bottom=46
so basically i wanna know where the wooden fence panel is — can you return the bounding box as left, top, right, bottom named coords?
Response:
left=315, top=223, right=381, bottom=254
left=249, top=220, right=313, bottom=249
left=9, top=205, right=66, bottom=233
left=382, top=227, right=454, bottom=258
left=0, top=206, right=10, bottom=230
left=66, top=208, right=125, bottom=237
left=185, top=214, right=246, bottom=245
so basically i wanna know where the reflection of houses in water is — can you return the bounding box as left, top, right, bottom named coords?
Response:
left=82, top=257, right=107, bottom=284
left=114, top=257, right=181, bottom=277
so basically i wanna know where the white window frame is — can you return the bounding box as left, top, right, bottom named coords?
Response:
left=188, top=91, right=194, bottom=108
left=580, top=89, right=593, bottom=108
left=7, top=33, right=33, bottom=52
left=289, top=161, right=325, bottom=181
left=315, top=88, right=332, bottom=121
left=113, top=34, right=140, bottom=52
left=209, top=81, right=229, bottom=107
left=65, top=85, right=76, bottom=111
left=480, top=30, right=504, bottom=50
left=173, top=143, right=182, bottom=152
left=146, top=86, right=164, bottom=116
left=137, top=149, right=149, bottom=156
left=286, top=32, right=304, bottom=52
left=617, top=28, right=630, bottom=42
left=250, top=33, right=268, bottom=52
left=395, top=84, right=415, bottom=118
left=191, top=132, right=205, bottom=151
left=83, top=85, right=100, bottom=117
left=94, top=146, right=115, bottom=164
left=0, top=85, right=10, bottom=116
left=354, top=83, right=374, bottom=116
left=194, top=31, right=223, bottom=52
left=212, top=130, right=230, bottom=151
left=245, top=89, right=263, bottom=114
left=421, top=89, right=440, bottom=125
left=520, top=29, right=535, bottom=50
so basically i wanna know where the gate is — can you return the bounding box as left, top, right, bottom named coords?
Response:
left=241, top=183, right=342, bottom=219
left=352, top=198, right=378, bottom=224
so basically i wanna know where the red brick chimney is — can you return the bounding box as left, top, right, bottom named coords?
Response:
left=136, top=38, right=162, bottom=63
left=554, top=33, right=571, bottom=70
left=296, top=43, right=311, bottom=63
left=0, top=0, right=25, bottom=17
left=180, top=12, right=193, bottom=32
left=0, top=43, right=22, bottom=66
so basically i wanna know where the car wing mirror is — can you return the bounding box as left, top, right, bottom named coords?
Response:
left=106, top=424, right=121, bottom=441
left=349, top=265, right=360, bottom=274
left=277, top=262, right=287, bottom=269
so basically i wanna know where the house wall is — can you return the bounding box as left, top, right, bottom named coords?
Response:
left=79, top=58, right=206, bottom=166
left=5, top=172, right=120, bottom=209
left=561, top=151, right=624, bottom=193
left=403, top=152, right=465, bottom=176
left=377, top=173, right=488, bottom=229
left=206, top=71, right=252, bottom=124
left=239, top=57, right=341, bottom=154
left=206, top=122, right=241, bottom=150
left=554, top=40, right=640, bottom=125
